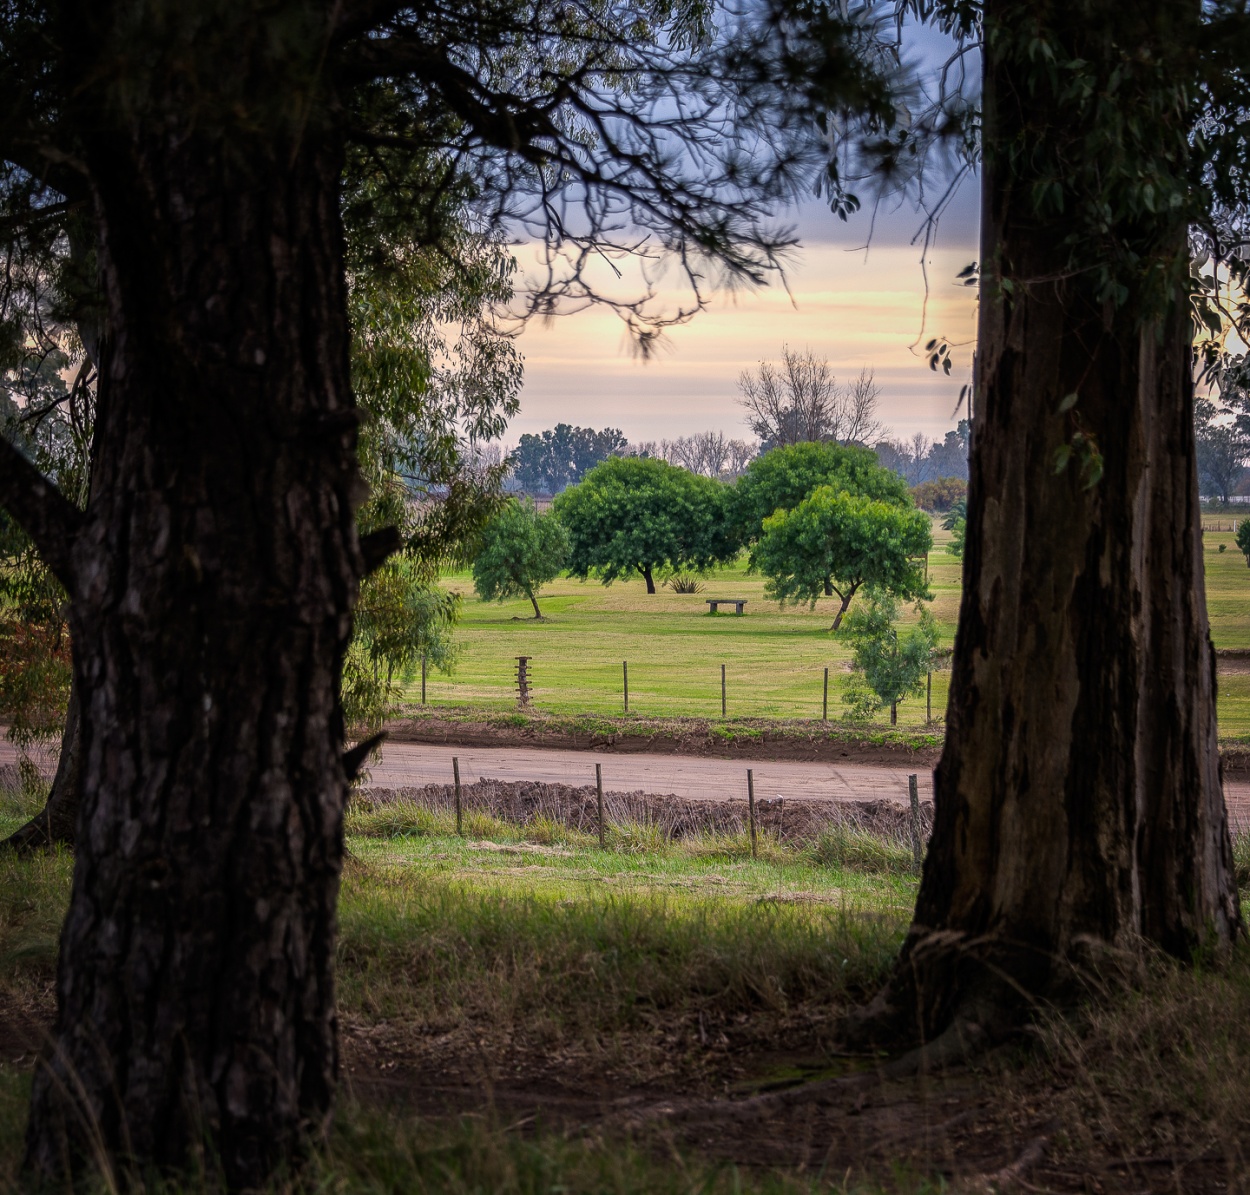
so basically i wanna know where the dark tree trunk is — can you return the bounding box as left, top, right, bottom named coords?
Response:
left=529, top=591, right=543, bottom=619
left=23, top=8, right=364, bottom=1187
left=889, top=701, right=896, bottom=727
left=856, top=0, right=1241, bottom=1047
left=828, top=585, right=856, bottom=632
left=641, top=565, right=656, bottom=594
left=0, top=676, right=81, bottom=852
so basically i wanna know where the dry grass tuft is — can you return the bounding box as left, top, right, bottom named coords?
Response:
left=350, top=780, right=932, bottom=849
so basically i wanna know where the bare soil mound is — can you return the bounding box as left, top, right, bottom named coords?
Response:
left=354, top=780, right=934, bottom=844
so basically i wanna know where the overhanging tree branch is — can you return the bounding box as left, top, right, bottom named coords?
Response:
left=0, top=435, right=82, bottom=589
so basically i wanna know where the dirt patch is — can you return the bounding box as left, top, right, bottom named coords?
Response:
left=338, top=1009, right=1233, bottom=1193
left=354, top=781, right=934, bottom=846
left=383, top=712, right=944, bottom=768
left=3, top=989, right=1235, bottom=1190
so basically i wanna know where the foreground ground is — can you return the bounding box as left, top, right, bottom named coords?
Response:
left=2, top=775, right=1249, bottom=1192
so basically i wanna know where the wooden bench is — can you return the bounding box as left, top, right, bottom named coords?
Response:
left=706, top=598, right=747, bottom=615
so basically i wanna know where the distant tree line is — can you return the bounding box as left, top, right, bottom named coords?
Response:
left=498, top=351, right=971, bottom=499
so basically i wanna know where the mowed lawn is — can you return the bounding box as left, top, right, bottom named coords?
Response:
left=416, top=518, right=1250, bottom=737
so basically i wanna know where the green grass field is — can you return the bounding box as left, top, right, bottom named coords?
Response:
left=419, top=518, right=1250, bottom=737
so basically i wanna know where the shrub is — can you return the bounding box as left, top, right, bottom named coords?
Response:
left=910, top=476, right=967, bottom=511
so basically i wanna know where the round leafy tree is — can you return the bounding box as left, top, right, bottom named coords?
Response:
left=755, top=486, right=932, bottom=629
left=730, top=441, right=912, bottom=549
left=472, top=499, right=569, bottom=618
left=554, top=456, right=734, bottom=594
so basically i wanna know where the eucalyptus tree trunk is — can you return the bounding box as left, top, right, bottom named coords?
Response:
left=856, top=0, right=1241, bottom=1047
left=19, top=5, right=370, bottom=1187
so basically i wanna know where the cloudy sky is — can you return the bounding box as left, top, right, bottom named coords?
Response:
left=500, top=9, right=984, bottom=450
left=508, top=143, right=981, bottom=449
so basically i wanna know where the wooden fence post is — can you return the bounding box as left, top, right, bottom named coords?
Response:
left=595, top=762, right=605, bottom=849
left=515, top=656, right=532, bottom=707
left=453, top=755, right=463, bottom=837
left=623, top=660, right=629, bottom=713
left=721, top=663, right=727, bottom=718
left=747, top=768, right=757, bottom=859
left=421, top=654, right=427, bottom=705
left=908, top=773, right=921, bottom=872
left=822, top=667, right=829, bottom=722
left=926, top=670, right=932, bottom=723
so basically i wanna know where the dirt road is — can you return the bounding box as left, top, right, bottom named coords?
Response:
left=363, top=741, right=931, bottom=805
left=5, top=737, right=1248, bottom=824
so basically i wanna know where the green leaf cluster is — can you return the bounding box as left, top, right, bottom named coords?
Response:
left=731, top=442, right=912, bottom=553
left=754, top=487, right=932, bottom=627
left=472, top=500, right=569, bottom=618
left=1236, top=519, right=1250, bottom=566
left=839, top=590, right=938, bottom=721
left=554, top=457, right=734, bottom=591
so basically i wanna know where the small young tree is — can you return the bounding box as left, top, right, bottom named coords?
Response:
left=345, top=559, right=460, bottom=734
left=555, top=456, right=733, bottom=594
left=1236, top=519, right=1250, bottom=567
left=943, top=498, right=967, bottom=560
left=840, top=590, right=938, bottom=725
left=472, top=500, right=569, bottom=618
left=755, top=486, right=932, bottom=629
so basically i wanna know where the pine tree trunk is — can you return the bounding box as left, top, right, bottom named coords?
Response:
left=856, top=0, right=1241, bottom=1047
left=23, top=11, right=362, bottom=1186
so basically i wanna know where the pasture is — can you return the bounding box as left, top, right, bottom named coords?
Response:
left=420, top=519, right=1250, bottom=739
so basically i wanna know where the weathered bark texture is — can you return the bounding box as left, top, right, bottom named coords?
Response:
left=23, top=5, right=363, bottom=1188
left=857, top=0, right=1241, bottom=1046
left=0, top=677, right=80, bottom=851
left=641, top=564, right=656, bottom=594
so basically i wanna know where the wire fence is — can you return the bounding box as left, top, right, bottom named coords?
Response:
left=352, top=775, right=934, bottom=854
left=405, top=657, right=954, bottom=727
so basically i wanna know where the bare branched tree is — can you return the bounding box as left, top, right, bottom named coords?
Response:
left=737, top=347, right=882, bottom=448
left=655, top=430, right=757, bottom=477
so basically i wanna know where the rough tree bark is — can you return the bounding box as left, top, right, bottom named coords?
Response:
left=640, top=564, right=657, bottom=593
left=855, top=0, right=1242, bottom=1047
left=13, top=6, right=373, bottom=1187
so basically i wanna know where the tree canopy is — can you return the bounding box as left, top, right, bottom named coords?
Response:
left=754, top=486, right=932, bottom=629
left=731, top=440, right=913, bottom=552
left=555, top=456, right=734, bottom=594
left=472, top=499, right=569, bottom=618
left=511, top=424, right=628, bottom=493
